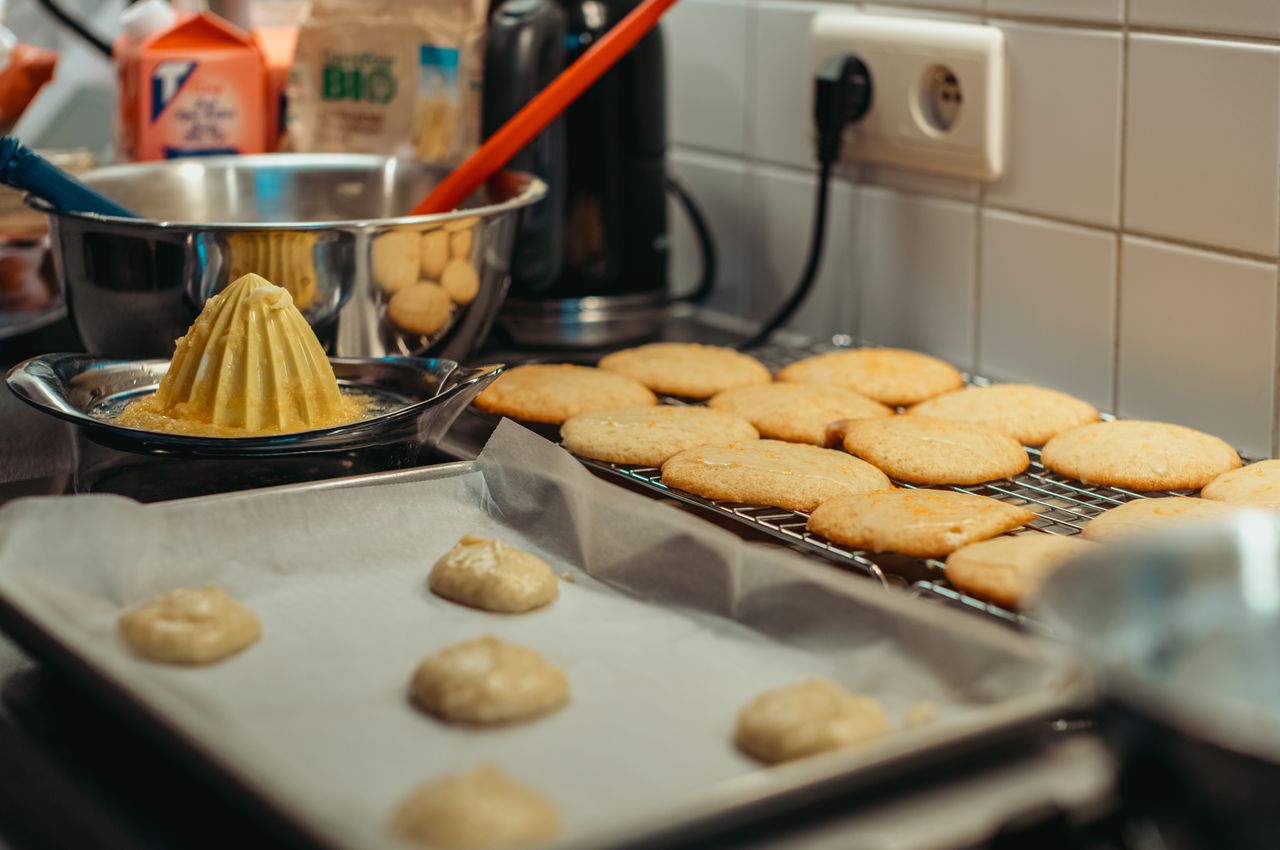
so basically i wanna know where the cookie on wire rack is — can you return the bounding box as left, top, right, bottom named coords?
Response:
left=473, top=364, right=657, bottom=425
left=807, top=490, right=1037, bottom=559
left=1081, top=496, right=1244, bottom=542
left=597, top=342, right=771, bottom=399
left=908, top=383, right=1099, bottom=446
left=661, top=440, right=891, bottom=512
left=1041, top=420, right=1241, bottom=491
left=1201, top=459, right=1280, bottom=505
left=708, top=382, right=893, bottom=446
left=837, top=416, right=1030, bottom=486
left=560, top=405, right=759, bottom=467
left=776, top=348, right=963, bottom=407
left=944, top=534, right=1096, bottom=608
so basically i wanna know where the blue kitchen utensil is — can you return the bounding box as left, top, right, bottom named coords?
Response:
left=0, top=135, right=137, bottom=217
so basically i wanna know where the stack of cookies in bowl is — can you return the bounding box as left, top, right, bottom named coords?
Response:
left=473, top=342, right=1263, bottom=612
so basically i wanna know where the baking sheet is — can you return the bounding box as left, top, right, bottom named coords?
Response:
left=0, top=420, right=1075, bottom=850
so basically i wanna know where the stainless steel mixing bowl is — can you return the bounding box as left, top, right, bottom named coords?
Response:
left=30, top=154, right=546, bottom=359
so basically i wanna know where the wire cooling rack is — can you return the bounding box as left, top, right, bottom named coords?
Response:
left=577, top=336, right=1195, bottom=628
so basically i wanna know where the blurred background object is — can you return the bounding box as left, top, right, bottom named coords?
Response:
left=0, top=145, right=89, bottom=338
left=9, top=0, right=120, bottom=164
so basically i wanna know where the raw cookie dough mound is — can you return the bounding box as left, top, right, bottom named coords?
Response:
left=1041, top=420, right=1241, bottom=491
left=776, top=348, right=963, bottom=407
left=908, top=384, right=1100, bottom=446
left=119, top=585, right=260, bottom=665
left=1082, top=497, right=1243, bottom=542
left=1201, top=459, right=1280, bottom=505
left=661, top=440, right=891, bottom=512
left=429, top=535, right=558, bottom=613
left=411, top=635, right=569, bottom=725
left=392, top=765, right=560, bottom=850
left=945, top=534, right=1096, bottom=607
left=734, top=678, right=891, bottom=765
left=473, top=364, right=656, bottom=425
left=708, top=382, right=892, bottom=446
left=597, top=342, right=771, bottom=399
left=808, top=490, right=1037, bottom=558
left=839, top=416, right=1030, bottom=485
left=561, top=405, right=759, bottom=467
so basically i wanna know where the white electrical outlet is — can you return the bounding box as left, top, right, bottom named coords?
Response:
left=809, top=12, right=1006, bottom=181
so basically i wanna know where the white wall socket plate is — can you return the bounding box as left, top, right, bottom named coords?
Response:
left=809, top=12, right=1006, bottom=182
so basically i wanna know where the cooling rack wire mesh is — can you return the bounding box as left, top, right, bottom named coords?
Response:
left=575, top=336, right=1198, bottom=628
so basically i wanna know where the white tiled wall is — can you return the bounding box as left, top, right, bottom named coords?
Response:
left=664, top=0, right=1280, bottom=457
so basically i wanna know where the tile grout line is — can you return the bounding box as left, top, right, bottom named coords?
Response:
left=676, top=140, right=1280, bottom=265
left=865, top=3, right=1280, bottom=46
left=971, top=0, right=991, bottom=376
left=742, top=0, right=759, bottom=320
left=1111, top=0, right=1130, bottom=417
left=1273, top=29, right=1280, bottom=458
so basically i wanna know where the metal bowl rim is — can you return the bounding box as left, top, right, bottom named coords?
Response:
left=6, top=353, right=505, bottom=451
left=1034, top=513, right=1280, bottom=766
left=25, top=153, right=548, bottom=231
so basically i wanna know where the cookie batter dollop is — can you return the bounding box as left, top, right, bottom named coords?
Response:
left=734, top=678, right=891, bottom=764
left=391, top=765, right=560, bottom=849
left=429, top=535, right=558, bottom=613
left=411, top=635, right=569, bottom=725
left=118, top=585, right=260, bottom=665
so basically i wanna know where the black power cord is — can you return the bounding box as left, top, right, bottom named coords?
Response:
left=737, top=54, right=872, bottom=351
left=666, top=175, right=718, bottom=305
left=32, top=0, right=114, bottom=58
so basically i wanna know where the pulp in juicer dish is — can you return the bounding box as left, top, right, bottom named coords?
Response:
left=114, top=273, right=369, bottom=437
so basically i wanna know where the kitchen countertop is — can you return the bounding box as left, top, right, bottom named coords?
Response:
left=0, top=315, right=1120, bottom=850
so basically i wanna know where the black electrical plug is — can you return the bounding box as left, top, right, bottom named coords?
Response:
left=735, top=54, right=872, bottom=351
left=813, top=55, right=872, bottom=166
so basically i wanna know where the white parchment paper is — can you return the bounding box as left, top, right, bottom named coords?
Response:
left=0, top=420, right=1071, bottom=850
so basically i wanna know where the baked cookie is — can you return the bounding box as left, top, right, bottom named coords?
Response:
left=1082, top=497, right=1242, bottom=542
left=119, top=585, right=260, bottom=665
left=429, top=535, right=558, bottom=613
left=1201, top=459, right=1280, bottom=505
left=838, top=416, right=1030, bottom=485
left=448, top=219, right=476, bottom=259
left=372, top=230, right=421, bottom=294
left=661, top=440, right=891, bottom=512
left=734, top=678, right=891, bottom=765
left=420, top=229, right=450, bottom=279
left=945, top=534, right=1096, bottom=607
left=392, top=765, right=559, bottom=850
left=441, top=258, right=480, bottom=304
left=560, top=405, right=759, bottom=467
left=808, top=490, right=1037, bottom=558
left=388, top=282, right=452, bottom=336
left=597, top=342, right=770, bottom=399
left=1041, top=420, right=1241, bottom=491
left=473, top=364, right=657, bottom=425
left=708, top=382, right=893, bottom=446
left=776, top=348, right=963, bottom=407
left=908, top=384, right=1099, bottom=446
left=411, top=635, right=568, bottom=725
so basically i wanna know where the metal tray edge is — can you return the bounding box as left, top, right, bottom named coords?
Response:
left=0, top=460, right=1090, bottom=850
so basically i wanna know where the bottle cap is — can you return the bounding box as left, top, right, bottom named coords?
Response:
left=120, top=0, right=178, bottom=42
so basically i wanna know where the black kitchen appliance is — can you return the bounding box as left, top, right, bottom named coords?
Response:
left=484, top=0, right=713, bottom=348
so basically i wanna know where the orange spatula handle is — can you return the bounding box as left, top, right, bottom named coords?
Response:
left=412, top=0, right=680, bottom=216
